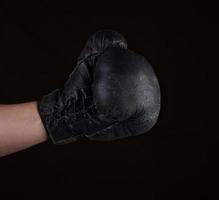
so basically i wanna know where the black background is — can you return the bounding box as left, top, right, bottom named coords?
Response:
left=0, top=1, right=211, bottom=198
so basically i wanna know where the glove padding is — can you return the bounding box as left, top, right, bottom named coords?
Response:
left=88, top=47, right=161, bottom=141
left=37, top=30, right=161, bottom=144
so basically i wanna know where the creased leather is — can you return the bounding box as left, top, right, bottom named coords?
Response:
left=37, top=30, right=161, bottom=144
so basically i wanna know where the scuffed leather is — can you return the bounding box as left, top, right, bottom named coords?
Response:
left=37, top=86, right=97, bottom=144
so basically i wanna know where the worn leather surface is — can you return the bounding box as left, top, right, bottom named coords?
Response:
left=37, top=30, right=161, bottom=144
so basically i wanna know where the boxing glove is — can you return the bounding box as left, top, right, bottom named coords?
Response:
left=37, top=30, right=161, bottom=144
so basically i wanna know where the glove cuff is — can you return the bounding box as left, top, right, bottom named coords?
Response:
left=37, top=87, right=101, bottom=144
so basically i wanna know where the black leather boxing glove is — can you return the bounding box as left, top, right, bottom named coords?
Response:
left=37, top=30, right=161, bottom=144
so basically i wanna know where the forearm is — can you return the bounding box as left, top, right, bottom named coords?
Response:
left=0, top=102, right=48, bottom=157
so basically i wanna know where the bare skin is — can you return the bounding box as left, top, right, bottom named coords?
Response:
left=0, top=102, right=48, bottom=157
